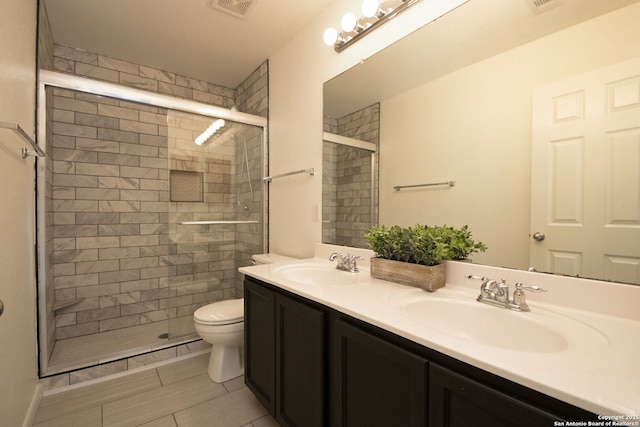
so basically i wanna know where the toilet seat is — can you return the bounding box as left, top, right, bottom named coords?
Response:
left=194, top=299, right=244, bottom=326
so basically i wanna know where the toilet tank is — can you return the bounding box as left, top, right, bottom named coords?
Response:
left=252, top=253, right=296, bottom=265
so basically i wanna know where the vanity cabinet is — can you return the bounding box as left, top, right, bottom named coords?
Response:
left=244, top=277, right=327, bottom=427
left=331, top=318, right=428, bottom=426
left=429, top=363, right=560, bottom=427
left=244, top=278, right=276, bottom=413
left=275, top=290, right=327, bottom=427
left=245, top=277, right=596, bottom=427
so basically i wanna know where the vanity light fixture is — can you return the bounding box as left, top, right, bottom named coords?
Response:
left=195, top=119, right=226, bottom=145
left=324, top=0, right=422, bottom=52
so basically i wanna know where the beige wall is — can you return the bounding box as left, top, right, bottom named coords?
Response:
left=269, top=0, right=640, bottom=263
left=379, top=3, right=640, bottom=270
left=0, top=0, right=40, bottom=425
left=268, top=0, right=467, bottom=257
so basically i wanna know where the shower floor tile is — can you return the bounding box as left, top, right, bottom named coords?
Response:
left=49, top=320, right=194, bottom=368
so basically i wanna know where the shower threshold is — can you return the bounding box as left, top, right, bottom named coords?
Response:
left=45, top=320, right=199, bottom=376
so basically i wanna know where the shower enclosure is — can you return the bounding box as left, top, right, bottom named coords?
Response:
left=36, top=71, right=267, bottom=376
left=322, top=132, right=378, bottom=249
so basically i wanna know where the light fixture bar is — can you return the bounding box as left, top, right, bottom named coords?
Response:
left=195, top=118, right=226, bottom=145
left=332, top=0, right=422, bottom=52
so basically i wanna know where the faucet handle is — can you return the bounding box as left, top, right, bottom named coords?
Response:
left=347, top=254, right=363, bottom=271
left=515, top=282, right=547, bottom=292
left=513, top=282, right=547, bottom=308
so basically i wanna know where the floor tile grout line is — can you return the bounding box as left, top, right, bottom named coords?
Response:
left=163, top=377, right=238, bottom=422
left=99, top=372, right=228, bottom=426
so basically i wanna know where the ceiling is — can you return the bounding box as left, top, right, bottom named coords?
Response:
left=43, top=0, right=334, bottom=88
left=43, top=0, right=640, bottom=103
left=324, top=0, right=640, bottom=117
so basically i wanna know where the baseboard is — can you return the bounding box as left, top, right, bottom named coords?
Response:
left=23, top=382, right=43, bottom=427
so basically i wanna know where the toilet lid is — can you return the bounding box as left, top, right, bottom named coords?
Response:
left=194, top=298, right=244, bottom=325
left=252, top=253, right=296, bottom=264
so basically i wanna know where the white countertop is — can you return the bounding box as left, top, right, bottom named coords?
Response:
left=240, top=244, right=640, bottom=417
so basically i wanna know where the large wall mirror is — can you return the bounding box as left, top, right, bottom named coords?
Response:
left=323, top=0, right=640, bottom=285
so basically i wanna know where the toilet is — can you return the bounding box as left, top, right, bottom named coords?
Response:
left=194, top=253, right=295, bottom=383
left=194, top=298, right=245, bottom=383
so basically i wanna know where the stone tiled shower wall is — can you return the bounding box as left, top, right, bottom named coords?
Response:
left=46, top=44, right=267, bottom=341
left=51, top=89, right=169, bottom=340
left=52, top=44, right=237, bottom=108
left=50, top=89, right=244, bottom=340
left=323, top=104, right=380, bottom=248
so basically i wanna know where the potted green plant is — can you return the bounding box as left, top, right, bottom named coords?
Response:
left=365, top=224, right=486, bottom=291
left=436, top=224, right=488, bottom=261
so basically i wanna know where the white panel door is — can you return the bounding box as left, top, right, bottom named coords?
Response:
left=531, top=58, right=640, bottom=283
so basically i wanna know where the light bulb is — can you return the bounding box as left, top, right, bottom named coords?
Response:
left=361, top=0, right=379, bottom=17
left=323, top=27, right=338, bottom=45
left=341, top=13, right=357, bottom=32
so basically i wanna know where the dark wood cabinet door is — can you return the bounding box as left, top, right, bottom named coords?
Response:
left=429, top=363, right=560, bottom=427
left=332, top=318, right=428, bottom=427
left=275, top=293, right=327, bottom=427
left=244, top=278, right=276, bottom=414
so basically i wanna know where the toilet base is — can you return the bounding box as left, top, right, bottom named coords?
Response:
left=208, top=344, right=244, bottom=383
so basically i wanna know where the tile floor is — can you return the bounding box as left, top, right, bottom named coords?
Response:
left=33, top=353, right=279, bottom=427
left=49, top=321, right=170, bottom=368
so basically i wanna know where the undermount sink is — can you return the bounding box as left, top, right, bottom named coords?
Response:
left=392, top=293, right=608, bottom=353
left=272, top=262, right=359, bottom=286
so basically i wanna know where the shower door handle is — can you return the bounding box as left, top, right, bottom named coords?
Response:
left=0, top=298, right=4, bottom=317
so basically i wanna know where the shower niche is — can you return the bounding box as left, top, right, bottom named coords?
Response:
left=37, top=72, right=267, bottom=376
left=170, top=170, right=204, bottom=203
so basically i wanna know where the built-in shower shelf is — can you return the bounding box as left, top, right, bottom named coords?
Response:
left=53, top=298, right=85, bottom=312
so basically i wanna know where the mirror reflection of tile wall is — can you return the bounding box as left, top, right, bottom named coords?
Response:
left=322, top=103, right=380, bottom=248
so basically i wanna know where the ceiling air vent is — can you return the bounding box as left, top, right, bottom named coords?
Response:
left=210, top=0, right=255, bottom=19
left=525, top=0, right=561, bottom=14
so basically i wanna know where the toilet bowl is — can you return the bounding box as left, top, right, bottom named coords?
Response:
left=194, top=298, right=245, bottom=383
left=194, top=254, right=296, bottom=383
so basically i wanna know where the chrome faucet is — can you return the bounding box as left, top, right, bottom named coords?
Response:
left=467, top=275, right=547, bottom=312
left=329, top=253, right=362, bottom=273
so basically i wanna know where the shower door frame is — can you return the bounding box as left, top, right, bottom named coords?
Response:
left=36, top=70, right=268, bottom=376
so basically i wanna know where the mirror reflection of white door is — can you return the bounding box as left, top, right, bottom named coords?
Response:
left=531, top=58, right=640, bottom=284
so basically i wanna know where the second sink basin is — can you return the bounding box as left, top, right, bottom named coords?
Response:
left=272, top=262, right=359, bottom=286
left=391, top=292, right=608, bottom=353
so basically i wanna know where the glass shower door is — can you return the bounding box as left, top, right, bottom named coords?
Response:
left=322, top=135, right=378, bottom=249
left=37, top=71, right=268, bottom=376
left=165, top=110, right=264, bottom=339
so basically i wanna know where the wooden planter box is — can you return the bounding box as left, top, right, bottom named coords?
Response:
left=370, top=258, right=445, bottom=292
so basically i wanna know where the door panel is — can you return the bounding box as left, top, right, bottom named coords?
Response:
left=531, top=58, right=640, bottom=283
left=244, top=279, right=276, bottom=414
left=331, top=319, right=427, bottom=427
left=275, top=293, right=326, bottom=427
left=429, top=363, right=559, bottom=427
